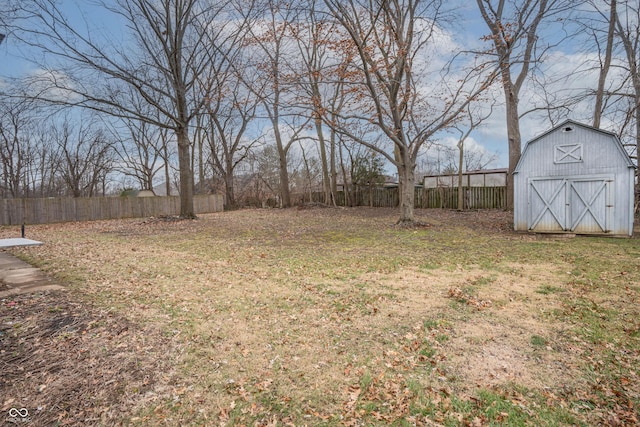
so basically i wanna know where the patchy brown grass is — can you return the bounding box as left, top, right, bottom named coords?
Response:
left=1, top=207, right=639, bottom=426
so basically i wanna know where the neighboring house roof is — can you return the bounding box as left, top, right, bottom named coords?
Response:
left=152, top=182, right=177, bottom=196
left=422, top=168, right=507, bottom=179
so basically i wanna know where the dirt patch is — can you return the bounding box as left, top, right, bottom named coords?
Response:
left=444, top=264, right=583, bottom=392
left=360, top=264, right=584, bottom=394
left=0, top=290, right=177, bottom=426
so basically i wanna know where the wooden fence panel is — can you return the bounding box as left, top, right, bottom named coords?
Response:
left=0, top=194, right=223, bottom=225
left=295, top=187, right=505, bottom=210
left=418, top=187, right=506, bottom=209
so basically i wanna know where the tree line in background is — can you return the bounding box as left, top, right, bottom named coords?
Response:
left=0, top=0, right=638, bottom=223
left=0, top=98, right=450, bottom=204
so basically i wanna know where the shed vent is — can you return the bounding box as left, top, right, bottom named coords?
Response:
left=562, top=126, right=574, bottom=132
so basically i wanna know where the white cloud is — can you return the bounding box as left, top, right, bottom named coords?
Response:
left=25, top=68, right=81, bottom=103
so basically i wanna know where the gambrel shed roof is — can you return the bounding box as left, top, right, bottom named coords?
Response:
left=515, top=120, right=635, bottom=174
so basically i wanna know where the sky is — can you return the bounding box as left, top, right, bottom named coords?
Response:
left=0, top=1, right=615, bottom=173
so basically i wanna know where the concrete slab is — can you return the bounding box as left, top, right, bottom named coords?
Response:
left=0, top=238, right=43, bottom=248
left=0, top=252, right=64, bottom=298
left=0, top=267, right=44, bottom=284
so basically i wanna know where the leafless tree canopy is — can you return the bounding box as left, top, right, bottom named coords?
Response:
left=1, top=1, right=639, bottom=217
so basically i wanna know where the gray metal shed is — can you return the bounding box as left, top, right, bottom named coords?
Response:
left=514, top=120, right=635, bottom=236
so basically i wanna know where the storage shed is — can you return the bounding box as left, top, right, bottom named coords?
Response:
left=514, top=120, right=635, bottom=236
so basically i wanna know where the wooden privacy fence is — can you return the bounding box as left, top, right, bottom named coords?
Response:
left=0, top=194, right=224, bottom=225
left=294, top=186, right=506, bottom=209
left=416, top=186, right=506, bottom=209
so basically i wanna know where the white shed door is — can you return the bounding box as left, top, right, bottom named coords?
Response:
left=528, top=176, right=612, bottom=233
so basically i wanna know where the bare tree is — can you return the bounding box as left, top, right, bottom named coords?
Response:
left=254, top=144, right=282, bottom=206
left=30, top=125, right=64, bottom=197
left=9, top=0, right=233, bottom=217
left=291, top=1, right=343, bottom=206
left=291, top=2, right=361, bottom=207
left=190, top=7, right=264, bottom=209
left=591, top=0, right=618, bottom=128
left=573, top=1, right=640, bottom=198
left=204, top=70, right=263, bottom=208
left=111, top=117, right=166, bottom=192
left=0, top=87, right=66, bottom=198
left=0, top=98, right=33, bottom=198
left=613, top=2, right=640, bottom=181
left=453, top=102, right=495, bottom=210
left=324, top=0, right=492, bottom=224
left=296, top=143, right=322, bottom=202
left=242, top=0, right=313, bottom=208
left=53, top=116, right=114, bottom=198
left=476, top=0, right=571, bottom=210
left=0, top=3, right=16, bottom=43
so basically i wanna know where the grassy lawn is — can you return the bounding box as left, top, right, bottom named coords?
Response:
left=2, top=207, right=639, bottom=426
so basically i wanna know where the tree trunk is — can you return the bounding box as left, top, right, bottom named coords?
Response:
left=633, top=77, right=640, bottom=210
left=221, top=153, right=234, bottom=209
left=396, top=156, right=415, bottom=224
left=393, top=139, right=417, bottom=223
left=476, top=0, right=552, bottom=212
left=161, top=130, right=171, bottom=196
left=190, top=121, right=198, bottom=193
left=164, top=160, right=171, bottom=196
left=457, top=140, right=464, bottom=210
left=176, top=126, right=195, bottom=218
left=505, top=83, right=521, bottom=211
left=197, top=127, right=205, bottom=192
left=276, top=149, right=291, bottom=208
left=273, top=124, right=291, bottom=208
left=315, top=117, right=332, bottom=205
left=225, top=173, right=235, bottom=209
left=636, top=105, right=640, bottom=209
left=339, top=141, right=351, bottom=207
left=330, top=129, right=337, bottom=206
left=594, top=0, right=617, bottom=129
left=615, top=7, right=640, bottom=210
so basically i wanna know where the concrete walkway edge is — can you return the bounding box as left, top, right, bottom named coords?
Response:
left=0, top=251, right=64, bottom=298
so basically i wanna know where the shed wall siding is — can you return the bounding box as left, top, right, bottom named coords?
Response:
left=514, top=122, right=634, bottom=236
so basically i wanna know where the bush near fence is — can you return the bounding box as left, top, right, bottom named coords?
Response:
left=293, top=186, right=506, bottom=210
left=0, top=194, right=224, bottom=225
